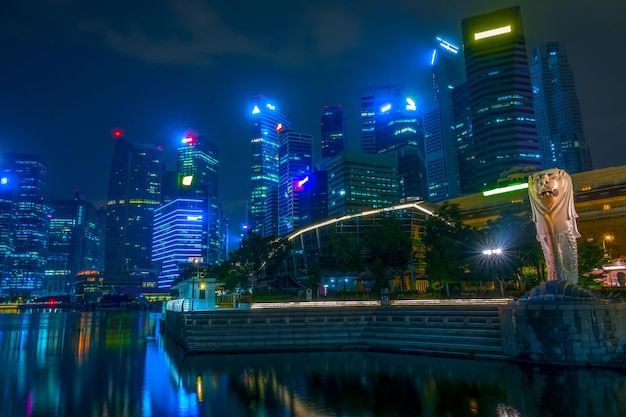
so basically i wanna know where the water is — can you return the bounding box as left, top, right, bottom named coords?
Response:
left=1, top=309, right=625, bottom=417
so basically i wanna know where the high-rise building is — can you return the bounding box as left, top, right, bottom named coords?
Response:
left=320, top=105, right=346, bottom=159
left=326, top=151, right=398, bottom=217
left=0, top=153, right=49, bottom=297
left=177, top=133, right=219, bottom=198
left=359, top=83, right=404, bottom=154
left=47, top=191, right=103, bottom=294
left=105, top=132, right=163, bottom=276
left=531, top=41, right=592, bottom=174
left=460, top=6, right=541, bottom=192
left=248, top=93, right=292, bottom=237
left=278, top=130, right=313, bottom=237
left=375, top=97, right=427, bottom=200
left=452, top=82, right=477, bottom=195
left=152, top=198, right=208, bottom=289
left=424, top=36, right=463, bottom=202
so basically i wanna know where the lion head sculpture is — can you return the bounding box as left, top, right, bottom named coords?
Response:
left=528, top=168, right=580, bottom=284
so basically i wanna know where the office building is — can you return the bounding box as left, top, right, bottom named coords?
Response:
left=326, top=151, right=398, bottom=217
left=177, top=133, right=219, bottom=198
left=460, top=6, right=541, bottom=192
left=424, top=36, right=463, bottom=202
left=278, top=130, right=313, bottom=237
left=248, top=93, right=292, bottom=237
left=531, top=41, right=592, bottom=174
left=152, top=198, right=208, bottom=289
left=359, top=83, right=404, bottom=154
left=104, top=132, right=163, bottom=276
left=320, top=105, right=346, bottom=159
left=0, top=153, right=49, bottom=297
left=47, top=191, right=103, bottom=294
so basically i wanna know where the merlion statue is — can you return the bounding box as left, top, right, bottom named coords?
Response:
left=528, top=168, right=580, bottom=284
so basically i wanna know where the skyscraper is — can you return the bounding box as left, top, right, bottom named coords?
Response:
left=531, top=41, right=592, bottom=174
left=0, top=153, right=49, bottom=297
left=105, top=132, right=163, bottom=276
left=359, top=83, right=404, bottom=154
left=424, top=36, right=463, bottom=202
left=177, top=133, right=219, bottom=198
left=320, top=105, right=346, bottom=159
left=152, top=198, right=207, bottom=288
left=326, top=151, right=398, bottom=217
left=278, top=130, right=313, bottom=237
left=460, top=6, right=541, bottom=192
left=248, top=93, right=292, bottom=237
left=47, top=191, right=103, bottom=294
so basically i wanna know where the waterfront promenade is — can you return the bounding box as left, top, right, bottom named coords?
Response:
left=164, top=297, right=626, bottom=367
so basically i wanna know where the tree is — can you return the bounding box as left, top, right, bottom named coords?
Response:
left=360, top=215, right=413, bottom=294
left=421, top=203, right=467, bottom=297
left=577, top=240, right=606, bottom=289
left=319, top=229, right=362, bottom=278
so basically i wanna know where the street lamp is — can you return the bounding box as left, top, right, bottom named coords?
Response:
left=483, top=248, right=504, bottom=296
left=603, top=235, right=614, bottom=259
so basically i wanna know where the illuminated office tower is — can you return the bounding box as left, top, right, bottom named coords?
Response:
left=105, top=132, right=163, bottom=276
left=0, top=170, right=16, bottom=296
left=460, top=6, right=541, bottom=192
left=375, top=96, right=427, bottom=200
left=424, top=36, right=462, bottom=202
left=47, top=191, right=103, bottom=294
left=326, top=151, right=398, bottom=217
left=177, top=133, right=219, bottom=198
left=0, top=153, right=49, bottom=297
left=248, top=93, right=292, bottom=237
left=152, top=198, right=207, bottom=288
left=359, top=83, right=404, bottom=154
left=452, top=82, right=478, bottom=195
left=278, top=130, right=313, bottom=237
left=320, top=105, right=346, bottom=159
left=531, top=42, right=592, bottom=174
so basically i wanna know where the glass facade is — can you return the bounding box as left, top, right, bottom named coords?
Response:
left=531, top=42, right=592, bottom=174
left=460, top=6, right=541, bottom=192
left=249, top=93, right=292, bottom=237
left=105, top=136, right=163, bottom=275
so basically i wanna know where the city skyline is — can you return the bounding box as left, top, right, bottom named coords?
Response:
left=2, top=0, right=624, bottom=239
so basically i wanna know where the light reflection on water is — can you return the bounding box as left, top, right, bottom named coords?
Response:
left=1, top=309, right=625, bottom=417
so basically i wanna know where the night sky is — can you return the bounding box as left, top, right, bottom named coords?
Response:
left=1, top=0, right=624, bottom=239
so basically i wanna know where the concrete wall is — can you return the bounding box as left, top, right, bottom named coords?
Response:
left=499, top=301, right=626, bottom=365
left=165, top=305, right=505, bottom=360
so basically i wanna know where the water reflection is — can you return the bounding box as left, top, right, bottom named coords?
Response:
left=1, top=310, right=626, bottom=417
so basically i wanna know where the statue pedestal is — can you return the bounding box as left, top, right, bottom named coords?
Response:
left=499, top=283, right=626, bottom=365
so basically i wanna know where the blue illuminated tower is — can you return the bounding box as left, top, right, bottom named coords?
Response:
left=460, top=6, right=541, bottom=192
left=152, top=198, right=207, bottom=288
left=359, top=83, right=404, bottom=154
left=531, top=42, right=592, bottom=173
left=424, top=36, right=462, bottom=202
left=248, top=93, right=292, bottom=237
left=0, top=153, right=49, bottom=297
left=278, top=129, right=313, bottom=237
left=177, top=133, right=219, bottom=198
left=47, top=191, right=103, bottom=294
left=105, top=131, right=163, bottom=276
left=320, top=105, right=346, bottom=159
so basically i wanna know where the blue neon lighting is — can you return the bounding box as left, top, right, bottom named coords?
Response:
left=430, top=49, right=437, bottom=66
left=380, top=103, right=392, bottom=113
left=252, top=105, right=260, bottom=114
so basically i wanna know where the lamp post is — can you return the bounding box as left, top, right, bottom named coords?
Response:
left=483, top=248, right=504, bottom=297
left=603, top=235, right=614, bottom=259
left=188, top=257, right=203, bottom=311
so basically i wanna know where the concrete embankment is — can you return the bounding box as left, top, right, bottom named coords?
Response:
left=165, top=304, right=505, bottom=360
